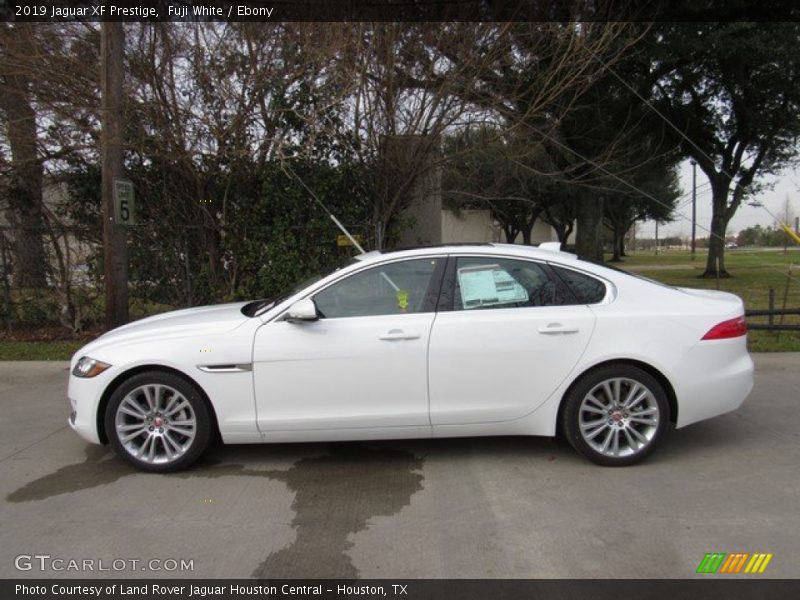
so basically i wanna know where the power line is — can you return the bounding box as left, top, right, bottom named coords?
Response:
left=585, top=45, right=794, bottom=234
left=674, top=180, right=711, bottom=212
left=536, top=128, right=714, bottom=239
left=571, top=43, right=800, bottom=285
left=531, top=126, right=800, bottom=286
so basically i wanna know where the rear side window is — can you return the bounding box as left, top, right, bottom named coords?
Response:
left=452, top=257, right=570, bottom=310
left=551, top=265, right=606, bottom=304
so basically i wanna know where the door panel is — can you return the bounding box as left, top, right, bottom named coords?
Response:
left=253, top=314, right=434, bottom=431
left=252, top=256, right=444, bottom=433
left=428, top=255, right=596, bottom=425
left=428, top=306, right=594, bottom=424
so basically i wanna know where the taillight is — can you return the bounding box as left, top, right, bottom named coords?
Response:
left=701, top=316, right=747, bottom=340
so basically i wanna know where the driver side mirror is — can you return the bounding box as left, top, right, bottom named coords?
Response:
left=286, top=298, right=319, bottom=322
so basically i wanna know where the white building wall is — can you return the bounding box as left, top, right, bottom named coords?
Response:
left=442, top=209, right=571, bottom=245
left=441, top=209, right=501, bottom=243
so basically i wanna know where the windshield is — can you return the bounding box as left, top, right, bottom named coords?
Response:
left=240, top=259, right=359, bottom=318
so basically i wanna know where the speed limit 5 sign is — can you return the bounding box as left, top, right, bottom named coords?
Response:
left=113, top=179, right=135, bottom=225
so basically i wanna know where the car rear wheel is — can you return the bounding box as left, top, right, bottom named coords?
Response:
left=105, top=371, right=212, bottom=472
left=561, top=365, right=669, bottom=466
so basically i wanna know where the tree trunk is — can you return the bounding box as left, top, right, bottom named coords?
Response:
left=609, top=226, right=622, bottom=262
left=703, top=212, right=730, bottom=277
left=503, top=225, right=519, bottom=243
left=542, top=206, right=573, bottom=245
left=6, top=171, right=46, bottom=289
left=205, top=227, right=221, bottom=300
left=0, top=25, right=47, bottom=289
left=575, top=195, right=604, bottom=262
left=560, top=221, right=574, bottom=245
left=198, top=177, right=221, bottom=301
left=703, top=183, right=731, bottom=278
left=521, top=211, right=542, bottom=246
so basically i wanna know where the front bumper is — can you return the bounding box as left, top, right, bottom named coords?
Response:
left=67, top=368, right=116, bottom=445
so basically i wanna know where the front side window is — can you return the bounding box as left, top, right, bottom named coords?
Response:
left=314, top=258, right=440, bottom=319
left=452, top=257, right=569, bottom=310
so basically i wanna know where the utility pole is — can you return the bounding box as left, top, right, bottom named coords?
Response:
left=101, top=22, right=128, bottom=329
left=690, top=159, right=697, bottom=260
left=655, top=221, right=659, bottom=255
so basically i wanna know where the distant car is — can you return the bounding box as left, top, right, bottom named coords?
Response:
left=68, top=244, right=753, bottom=471
left=726, top=242, right=738, bottom=249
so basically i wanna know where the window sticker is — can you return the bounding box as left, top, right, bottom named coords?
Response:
left=458, top=265, right=529, bottom=309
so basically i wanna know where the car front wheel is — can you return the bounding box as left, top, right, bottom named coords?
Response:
left=105, top=371, right=212, bottom=472
left=562, top=365, right=669, bottom=466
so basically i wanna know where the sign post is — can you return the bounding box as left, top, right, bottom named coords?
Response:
left=337, top=233, right=363, bottom=247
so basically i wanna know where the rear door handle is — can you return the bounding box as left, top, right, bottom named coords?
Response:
left=538, top=323, right=579, bottom=335
left=379, top=329, right=420, bottom=341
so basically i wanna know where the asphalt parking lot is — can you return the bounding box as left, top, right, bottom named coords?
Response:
left=1, top=355, right=798, bottom=579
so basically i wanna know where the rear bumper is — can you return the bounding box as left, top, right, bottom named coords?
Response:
left=674, top=337, right=754, bottom=428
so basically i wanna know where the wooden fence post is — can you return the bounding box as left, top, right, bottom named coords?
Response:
left=768, top=287, right=775, bottom=327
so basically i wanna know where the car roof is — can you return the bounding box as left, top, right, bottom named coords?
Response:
left=354, top=243, right=580, bottom=265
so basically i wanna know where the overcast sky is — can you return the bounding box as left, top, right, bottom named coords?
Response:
left=637, top=160, right=799, bottom=239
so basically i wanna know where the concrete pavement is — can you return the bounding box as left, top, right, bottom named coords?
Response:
left=0, top=355, right=798, bottom=579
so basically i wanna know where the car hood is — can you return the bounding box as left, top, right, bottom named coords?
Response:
left=78, top=302, right=251, bottom=356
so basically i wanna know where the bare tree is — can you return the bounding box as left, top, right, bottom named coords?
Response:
left=341, top=22, right=635, bottom=249
left=0, top=24, right=47, bottom=288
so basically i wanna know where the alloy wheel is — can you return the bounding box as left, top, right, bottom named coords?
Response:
left=577, top=377, right=661, bottom=458
left=114, top=383, right=197, bottom=465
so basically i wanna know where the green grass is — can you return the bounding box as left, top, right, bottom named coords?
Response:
left=0, top=339, right=84, bottom=361
left=612, top=248, right=800, bottom=352
left=615, top=247, right=800, bottom=269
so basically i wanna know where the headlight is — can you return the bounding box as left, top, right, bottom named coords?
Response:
left=72, top=356, right=112, bottom=378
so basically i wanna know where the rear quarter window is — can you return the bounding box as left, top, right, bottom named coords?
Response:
left=551, top=265, right=606, bottom=304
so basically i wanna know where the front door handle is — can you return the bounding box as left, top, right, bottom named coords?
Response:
left=538, top=323, right=579, bottom=335
left=379, top=329, right=420, bottom=341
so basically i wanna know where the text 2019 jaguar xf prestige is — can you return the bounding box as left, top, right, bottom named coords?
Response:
left=68, top=243, right=753, bottom=471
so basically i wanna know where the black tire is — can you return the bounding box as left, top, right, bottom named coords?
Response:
left=105, top=370, right=212, bottom=473
left=561, top=364, right=669, bottom=467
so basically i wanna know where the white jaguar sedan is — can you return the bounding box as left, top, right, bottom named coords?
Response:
left=68, top=243, right=754, bottom=472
